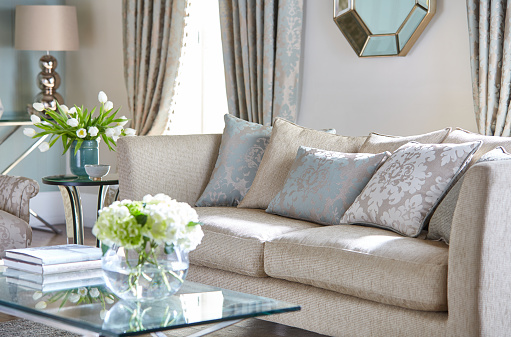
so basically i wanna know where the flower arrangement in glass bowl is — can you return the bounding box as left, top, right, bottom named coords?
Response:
left=23, top=91, right=136, bottom=154
left=92, top=194, right=204, bottom=302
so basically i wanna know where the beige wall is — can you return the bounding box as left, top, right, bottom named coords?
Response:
left=65, top=0, right=128, bottom=171
left=298, top=1, right=477, bottom=136
left=64, top=0, right=477, bottom=144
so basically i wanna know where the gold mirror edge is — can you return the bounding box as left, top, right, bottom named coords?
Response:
left=398, top=7, right=436, bottom=56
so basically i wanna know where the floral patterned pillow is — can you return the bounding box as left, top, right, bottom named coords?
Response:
left=427, top=146, right=511, bottom=244
left=195, top=114, right=272, bottom=207
left=341, top=141, right=482, bottom=237
left=266, top=147, right=389, bottom=226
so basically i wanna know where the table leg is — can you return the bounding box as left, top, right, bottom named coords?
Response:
left=63, top=185, right=84, bottom=245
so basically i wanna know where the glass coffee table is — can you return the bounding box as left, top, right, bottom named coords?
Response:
left=0, top=268, right=300, bottom=336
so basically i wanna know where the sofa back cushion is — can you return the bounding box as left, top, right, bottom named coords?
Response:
left=358, top=128, right=451, bottom=154
left=239, top=118, right=366, bottom=210
left=442, top=128, right=511, bottom=163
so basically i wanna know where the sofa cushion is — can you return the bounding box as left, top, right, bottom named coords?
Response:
left=341, top=141, right=481, bottom=237
left=266, top=146, right=389, bottom=225
left=358, top=128, right=451, bottom=154
left=428, top=146, right=511, bottom=243
left=239, top=118, right=366, bottom=210
left=195, top=114, right=272, bottom=207
left=264, top=225, right=448, bottom=311
left=442, top=128, right=511, bottom=164
left=191, top=207, right=320, bottom=277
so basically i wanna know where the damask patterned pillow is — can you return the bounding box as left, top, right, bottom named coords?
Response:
left=427, top=146, right=511, bottom=244
left=239, top=118, right=366, bottom=210
left=341, top=141, right=482, bottom=237
left=266, top=147, right=389, bottom=226
left=195, top=114, right=272, bottom=207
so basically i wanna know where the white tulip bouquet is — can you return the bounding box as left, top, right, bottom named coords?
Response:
left=23, top=91, right=136, bottom=154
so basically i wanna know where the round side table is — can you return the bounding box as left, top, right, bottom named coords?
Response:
left=42, top=175, right=119, bottom=245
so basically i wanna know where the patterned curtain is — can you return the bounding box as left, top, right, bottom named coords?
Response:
left=123, top=0, right=188, bottom=135
left=467, top=0, right=511, bottom=136
left=219, top=0, right=304, bottom=126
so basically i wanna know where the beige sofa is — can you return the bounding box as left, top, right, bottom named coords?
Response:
left=117, top=132, right=511, bottom=337
left=0, top=175, right=39, bottom=255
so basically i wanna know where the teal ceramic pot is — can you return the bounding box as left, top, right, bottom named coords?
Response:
left=70, top=140, right=99, bottom=177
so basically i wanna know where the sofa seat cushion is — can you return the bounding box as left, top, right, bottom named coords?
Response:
left=264, top=225, right=448, bottom=311
left=191, top=207, right=321, bottom=277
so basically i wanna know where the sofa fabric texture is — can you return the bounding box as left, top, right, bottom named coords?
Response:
left=266, top=147, right=389, bottom=226
left=341, top=141, right=481, bottom=237
left=239, top=118, right=366, bottom=210
left=190, top=207, right=320, bottom=277
left=358, top=128, right=451, bottom=154
left=196, top=114, right=272, bottom=207
left=0, top=210, right=32, bottom=254
left=264, top=225, right=448, bottom=311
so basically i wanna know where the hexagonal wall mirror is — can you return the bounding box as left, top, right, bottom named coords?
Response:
left=333, top=0, right=436, bottom=57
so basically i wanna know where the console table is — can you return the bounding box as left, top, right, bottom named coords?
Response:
left=0, top=119, right=58, bottom=233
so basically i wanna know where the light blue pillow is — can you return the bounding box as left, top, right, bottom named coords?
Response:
left=196, top=114, right=272, bottom=206
left=266, top=146, right=389, bottom=225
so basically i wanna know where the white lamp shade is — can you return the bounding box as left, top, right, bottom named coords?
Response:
left=15, top=5, right=79, bottom=51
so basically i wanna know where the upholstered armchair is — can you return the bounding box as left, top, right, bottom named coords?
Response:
left=0, top=175, right=39, bottom=255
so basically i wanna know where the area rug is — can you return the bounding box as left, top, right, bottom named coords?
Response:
left=0, top=318, right=262, bottom=337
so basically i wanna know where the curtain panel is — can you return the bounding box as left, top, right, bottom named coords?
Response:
left=219, top=0, right=304, bottom=126
left=123, top=0, right=187, bottom=135
left=468, top=0, right=511, bottom=136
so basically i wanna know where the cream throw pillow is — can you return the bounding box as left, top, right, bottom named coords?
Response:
left=358, top=128, right=452, bottom=154
left=341, top=141, right=482, bottom=237
left=238, top=118, right=366, bottom=209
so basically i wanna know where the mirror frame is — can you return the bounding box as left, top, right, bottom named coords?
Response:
left=333, top=0, right=436, bottom=57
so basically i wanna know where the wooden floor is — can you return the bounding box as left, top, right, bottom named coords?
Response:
left=0, top=224, right=328, bottom=337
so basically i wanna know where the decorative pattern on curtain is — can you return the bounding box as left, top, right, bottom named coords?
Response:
left=467, top=0, right=511, bottom=136
left=123, top=0, right=188, bottom=135
left=219, top=0, right=304, bottom=126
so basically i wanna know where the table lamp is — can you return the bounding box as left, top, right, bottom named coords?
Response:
left=14, top=5, right=79, bottom=112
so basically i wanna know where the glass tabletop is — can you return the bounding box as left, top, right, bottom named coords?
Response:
left=0, top=266, right=300, bottom=336
left=42, top=174, right=119, bottom=187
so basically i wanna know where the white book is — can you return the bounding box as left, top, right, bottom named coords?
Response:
left=6, top=276, right=105, bottom=292
left=3, top=258, right=102, bottom=274
left=5, top=244, right=102, bottom=265
left=3, top=268, right=104, bottom=284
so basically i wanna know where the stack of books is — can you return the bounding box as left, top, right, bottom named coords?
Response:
left=3, top=244, right=104, bottom=291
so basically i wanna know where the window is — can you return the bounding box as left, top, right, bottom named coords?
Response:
left=167, top=0, right=227, bottom=135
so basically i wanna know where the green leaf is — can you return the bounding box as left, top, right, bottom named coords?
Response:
left=73, top=139, right=84, bottom=155
left=135, top=214, right=147, bottom=225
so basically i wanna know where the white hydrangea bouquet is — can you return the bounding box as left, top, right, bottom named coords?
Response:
left=92, top=194, right=203, bottom=300
left=23, top=91, right=136, bottom=154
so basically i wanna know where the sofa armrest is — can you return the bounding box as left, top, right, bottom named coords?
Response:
left=0, top=175, right=39, bottom=223
left=117, top=134, right=222, bottom=205
left=447, top=160, right=511, bottom=336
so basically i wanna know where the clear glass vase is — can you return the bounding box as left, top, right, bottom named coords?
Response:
left=101, top=244, right=189, bottom=302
